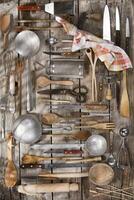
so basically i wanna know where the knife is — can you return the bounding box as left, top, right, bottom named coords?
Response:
left=103, top=5, right=111, bottom=41
left=43, top=51, right=82, bottom=57
left=17, top=1, right=74, bottom=15
left=115, top=6, right=121, bottom=46
left=115, top=6, right=121, bottom=108
left=119, top=17, right=130, bottom=118
left=20, top=163, right=91, bottom=169
left=30, top=144, right=85, bottom=150
left=126, top=17, right=130, bottom=54
left=43, top=149, right=83, bottom=154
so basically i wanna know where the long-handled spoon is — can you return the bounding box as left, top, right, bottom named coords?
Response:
left=4, top=133, right=17, bottom=188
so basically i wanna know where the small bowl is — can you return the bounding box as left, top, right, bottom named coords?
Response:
left=89, top=163, right=114, bottom=186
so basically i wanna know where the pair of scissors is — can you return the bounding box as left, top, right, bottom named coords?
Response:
left=37, top=86, right=88, bottom=103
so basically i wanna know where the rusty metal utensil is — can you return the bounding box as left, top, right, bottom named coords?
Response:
left=4, top=133, right=17, bottom=188
left=117, top=127, right=131, bottom=169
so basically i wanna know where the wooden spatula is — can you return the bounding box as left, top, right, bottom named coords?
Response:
left=36, top=76, right=74, bottom=88
left=119, top=70, right=130, bottom=118
left=4, top=133, right=17, bottom=188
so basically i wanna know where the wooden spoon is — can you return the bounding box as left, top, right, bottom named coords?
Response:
left=44, top=131, right=91, bottom=141
left=4, top=133, right=17, bottom=188
left=119, top=70, right=130, bottom=118
left=22, top=154, right=82, bottom=164
left=1, top=14, right=13, bottom=49
left=36, top=76, right=74, bottom=88
left=41, top=113, right=98, bottom=125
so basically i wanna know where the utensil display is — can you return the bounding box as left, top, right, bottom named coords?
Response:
left=37, top=86, right=88, bottom=103
left=119, top=17, right=130, bottom=118
left=88, top=163, right=114, bottom=185
left=4, top=133, right=17, bottom=188
left=0, top=14, right=13, bottom=49
left=75, top=122, right=115, bottom=130
left=36, top=76, right=74, bottom=88
left=85, top=135, right=107, bottom=156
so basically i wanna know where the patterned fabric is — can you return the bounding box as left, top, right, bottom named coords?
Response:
left=55, top=16, right=132, bottom=71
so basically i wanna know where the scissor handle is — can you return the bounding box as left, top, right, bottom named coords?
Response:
left=73, top=86, right=88, bottom=94
left=72, top=86, right=88, bottom=103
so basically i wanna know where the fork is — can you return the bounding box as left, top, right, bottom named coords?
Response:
left=75, top=122, right=115, bottom=130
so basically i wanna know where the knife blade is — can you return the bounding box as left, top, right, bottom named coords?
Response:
left=103, top=5, right=111, bottom=41
left=30, top=144, right=85, bottom=150
left=43, top=51, right=82, bottom=57
left=18, top=1, right=74, bottom=15
left=43, top=149, right=83, bottom=154
left=20, top=163, right=91, bottom=169
left=115, top=6, right=121, bottom=108
left=115, top=6, right=121, bottom=46
left=126, top=17, right=130, bottom=53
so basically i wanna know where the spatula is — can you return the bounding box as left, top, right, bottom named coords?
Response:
left=4, top=133, right=17, bottom=188
left=36, top=76, right=74, bottom=88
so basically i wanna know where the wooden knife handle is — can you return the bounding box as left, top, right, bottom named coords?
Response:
left=85, top=104, right=108, bottom=111
left=18, top=183, right=79, bottom=194
left=51, top=80, right=74, bottom=86
left=17, top=5, right=41, bottom=11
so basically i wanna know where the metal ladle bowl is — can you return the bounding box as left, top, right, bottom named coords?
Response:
left=85, top=135, right=107, bottom=156
left=12, top=114, right=42, bottom=144
left=15, top=30, right=40, bottom=58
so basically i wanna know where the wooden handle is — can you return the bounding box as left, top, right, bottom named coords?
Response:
left=38, top=172, right=88, bottom=178
left=119, top=70, right=130, bottom=118
left=85, top=104, right=108, bottom=111
left=3, top=31, right=8, bottom=49
left=22, top=154, right=81, bottom=164
left=6, top=133, right=13, bottom=161
left=65, top=156, right=102, bottom=164
left=106, top=84, right=112, bottom=100
left=17, top=183, right=79, bottom=194
left=17, top=5, right=41, bottom=11
left=51, top=80, right=74, bottom=86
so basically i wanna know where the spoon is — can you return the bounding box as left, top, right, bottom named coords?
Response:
left=4, top=133, right=17, bottom=188
left=36, top=76, right=74, bottom=88
left=1, top=14, right=13, bottom=49
left=41, top=113, right=98, bottom=125
left=44, top=131, right=91, bottom=141
left=107, top=131, right=116, bottom=167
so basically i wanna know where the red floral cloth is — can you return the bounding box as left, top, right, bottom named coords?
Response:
left=55, top=16, right=132, bottom=72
